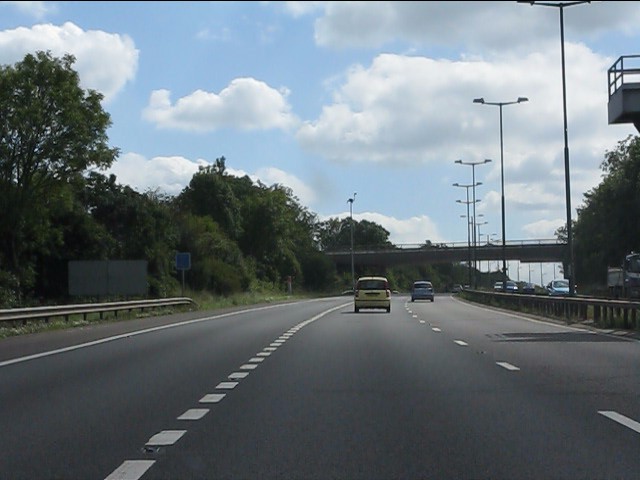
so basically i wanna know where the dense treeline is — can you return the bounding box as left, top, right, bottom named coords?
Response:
left=571, top=134, right=640, bottom=290
left=0, top=51, right=470, bottom=306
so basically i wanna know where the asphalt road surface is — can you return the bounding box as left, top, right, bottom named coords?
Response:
left=1, top=295, right=639, bottom=479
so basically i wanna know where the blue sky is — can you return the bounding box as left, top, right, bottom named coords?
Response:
left=1, top=1, right=639, bottom=284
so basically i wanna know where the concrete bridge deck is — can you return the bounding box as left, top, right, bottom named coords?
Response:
left=325, top=239, right=566, bottom=267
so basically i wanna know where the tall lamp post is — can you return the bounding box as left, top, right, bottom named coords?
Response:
left=476, top=220, right=488, bottom=281
left=454, top=182, right=478, bottom=287
left=348, top=193, right=357, bottom=291
left=518, top=1, right=590, bottom=296
left=455, top=159, right=491, bottom=287
left=473, top=97, right=528, bottom=291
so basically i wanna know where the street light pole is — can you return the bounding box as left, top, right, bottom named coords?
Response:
left=348, top=193, right=357, bottom=291
left=519, top=1, right=590, bottom=296
left=473, top=97, right=528, bottom=291
left=455, top=182, right=481, bottom=288
left=460, top=214, right=471, bottom=286
left=455, top=159, right=491, bottom=289
left=476, top=220, right=488, bottom=282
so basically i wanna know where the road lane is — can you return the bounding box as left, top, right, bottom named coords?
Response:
left=1, top=295, right=640, bottom=479
left=0, top=298, right=349, bottom=479
left=142, top=295, right=640, bottom=479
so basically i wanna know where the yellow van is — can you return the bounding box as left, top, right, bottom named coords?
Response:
left=354, top=276, right=391, bottom=313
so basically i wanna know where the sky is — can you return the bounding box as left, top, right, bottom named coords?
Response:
left=1, top=1, right=639, bottom=285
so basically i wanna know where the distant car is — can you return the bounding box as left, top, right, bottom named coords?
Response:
left=494, top=281, right=518, bottom=293
left=546, top=279, right=570, bottom=296
left=354, top=276, right=391, bottom=313
left=520, top=282, right=536, bottom=294
left=411, top=280, right=434, bottom=302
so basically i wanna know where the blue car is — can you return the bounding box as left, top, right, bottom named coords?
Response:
left=411, top=280, right=434, bottom=302
left=546, top=279, right=570, bottom=296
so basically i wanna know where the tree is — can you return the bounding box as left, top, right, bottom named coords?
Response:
left=0, top=51, right=118, bottom=298
left=177, top=159, right=242, bottom=241
left=572, top=134, right=640, bottom=286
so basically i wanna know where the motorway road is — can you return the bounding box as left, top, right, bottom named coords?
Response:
left=1, top=295, right=639, bottom=479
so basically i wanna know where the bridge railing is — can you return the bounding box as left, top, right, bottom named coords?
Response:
left=324, top=238, right=565, bottom=252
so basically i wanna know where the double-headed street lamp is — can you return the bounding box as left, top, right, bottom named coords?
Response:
left=455, top=159, right=491, bottom=287
left=348, top=193, right=357, bottom=291
left=518, top=1, right=590, bottom=296
left=473, top=97, right=528, bottom=291
left=476, top=220, right=488, bottom=278
left=454, top=182, right=481, bottom=287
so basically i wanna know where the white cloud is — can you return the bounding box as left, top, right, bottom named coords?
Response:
left=106, top=154, right=316, bottom=207
left=0, top=22, right=138, bottom=102
left=326, top=211, right=442, bottom=246
left=107, top=153, right=209, bottom=196
left=311, top=2, right=640, bottom=52
left=254, top=167, right=317, bottom=205
left=143, top=78, right=300, bottom=132
left=522, top=219, right=565, bottom=238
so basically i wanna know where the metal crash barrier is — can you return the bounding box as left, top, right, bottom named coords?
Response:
left=0, top=297, right=197, bottom=326
left=461, top=290, right=639, bottom=330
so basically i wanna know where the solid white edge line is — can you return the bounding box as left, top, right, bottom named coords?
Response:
left=104, top=460, right=155, bottom=480
left=599, top=411, right=640, bottom=434
left=1, top=300, right=352, bottom=368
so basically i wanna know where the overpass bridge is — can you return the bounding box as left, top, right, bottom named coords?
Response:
left=325, top=239, right=567, bottom=267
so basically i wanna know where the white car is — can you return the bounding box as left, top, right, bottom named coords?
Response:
left=494, top=281, right=518, bottom=293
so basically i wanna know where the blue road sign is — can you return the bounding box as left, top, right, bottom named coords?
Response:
left=176, top=252, right=191, bottom=270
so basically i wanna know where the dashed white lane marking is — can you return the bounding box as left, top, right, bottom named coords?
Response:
left=200, top=393, right=225, bottom=403
left=432, top=327, right=441, bottom=332
left=412, top=315, right=418, bottom=318
left=248, top=357, right=265, bottom=363
left=419, top=320, right=426, bottom=324
left=216, top=381, right=238, bottom=389
left=2, top=302, right=314, bottom=369
left=104, top=302, right=350, bottom=480
left=454, top=340, right=468, bottom=346
left=256, top=351, right=272, bottom=357
left=270, top=342, right=283, bottom=347
left=177, top=409, right=209, bottom=420
left=105, top=460, right=155, bottom=480
left=496, top=362, right=520, bottom=371
left=146, top=430, right=186, bottom=446
left=599, top=411, right=640, bottom=434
